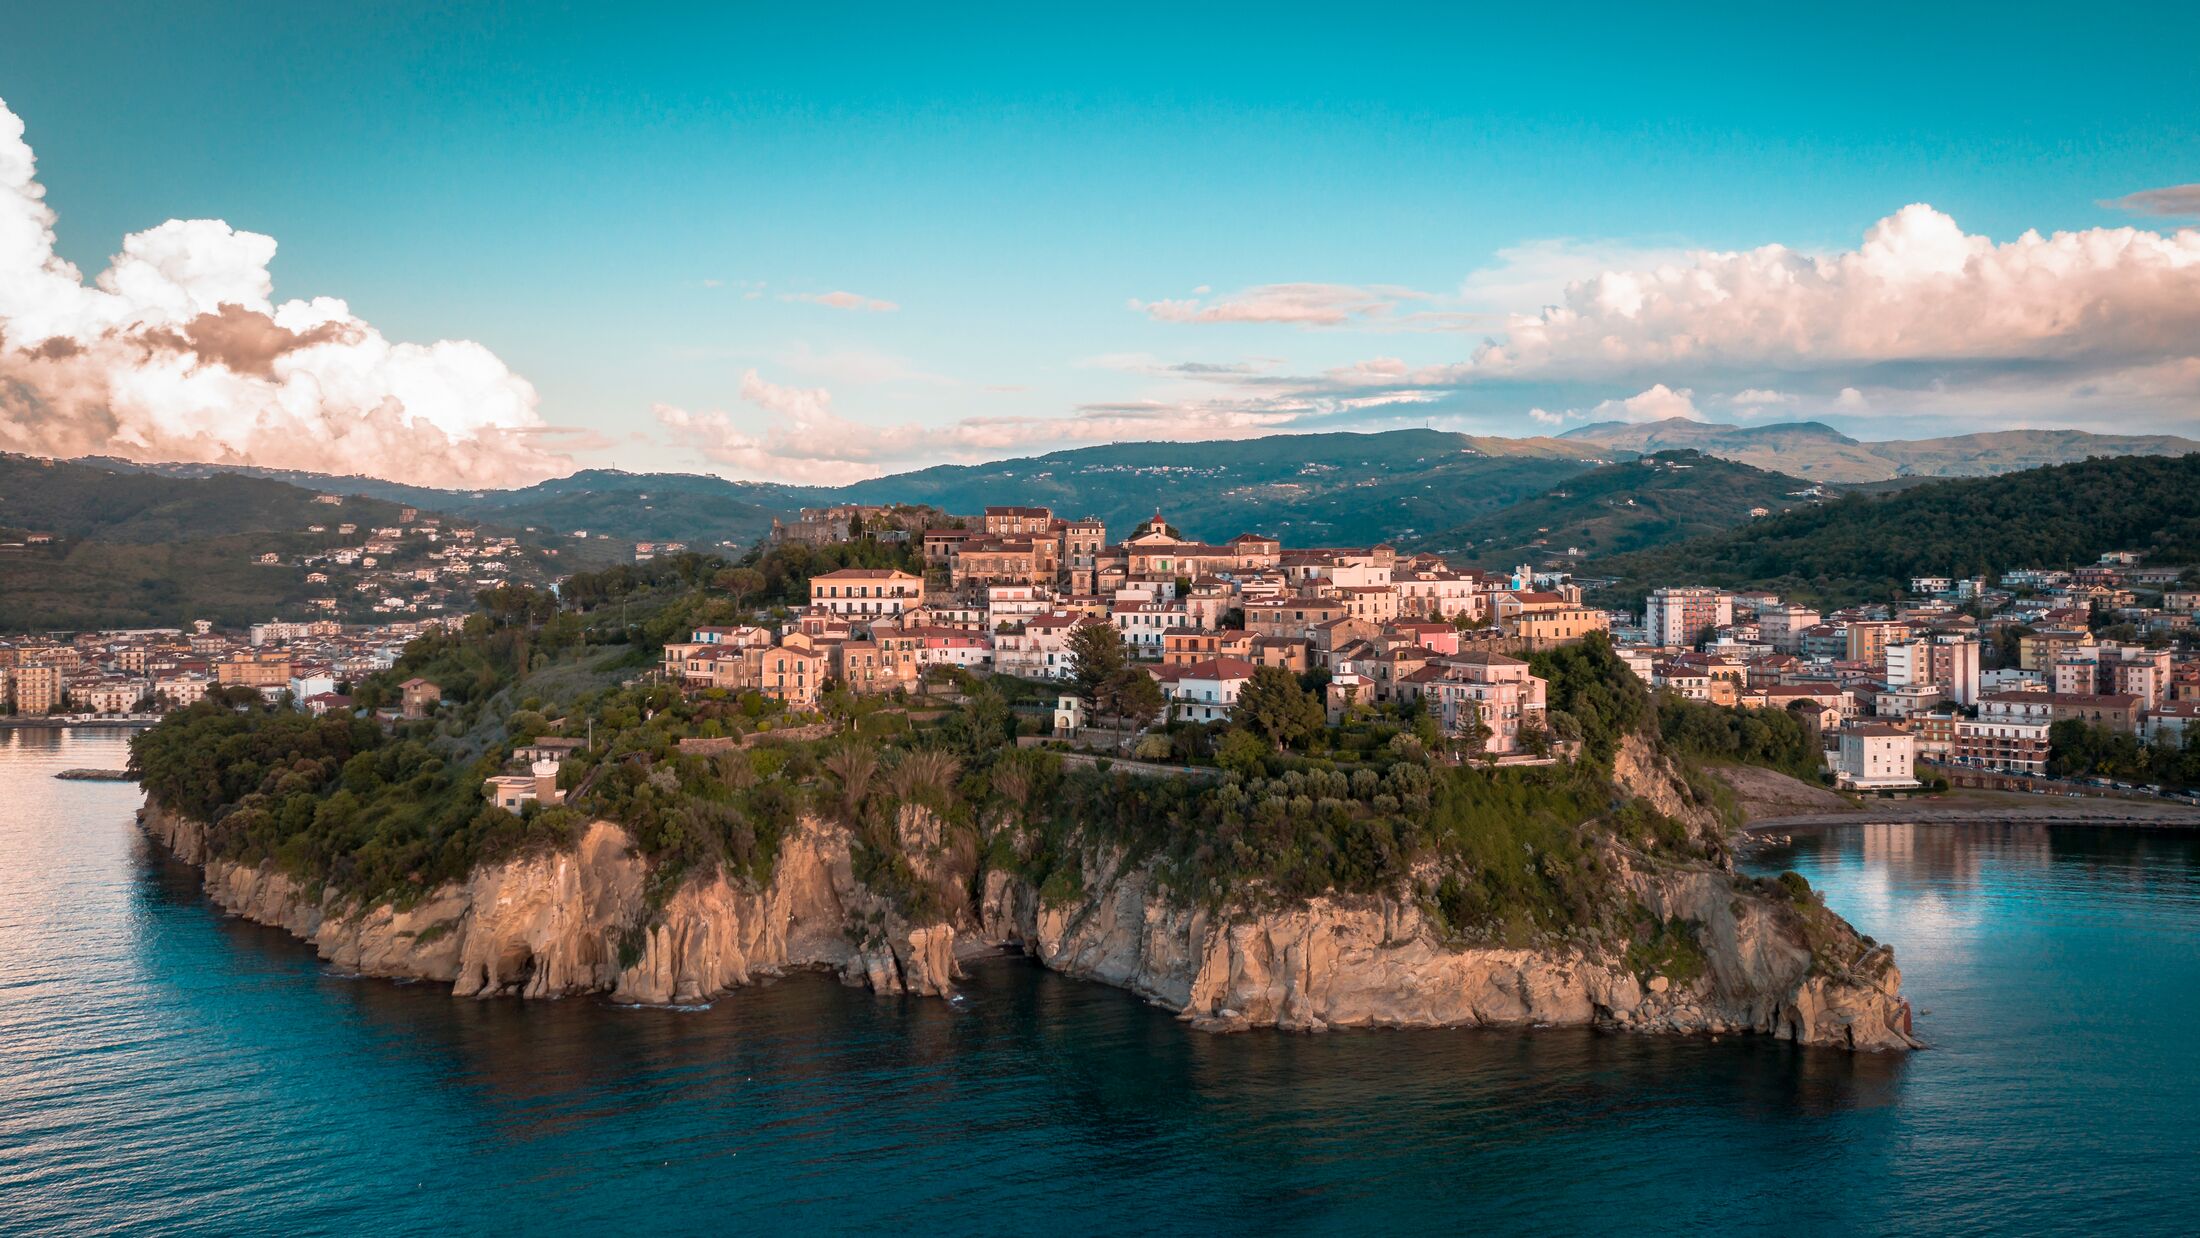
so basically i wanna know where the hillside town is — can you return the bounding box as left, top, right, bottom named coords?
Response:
left=9, top=500, right=2199, bottom=805
left=0, top=615, right=463, bottom=721
left=659, top=503, right=2200, bottom=799
left=275, top=502, right=540, bottom=620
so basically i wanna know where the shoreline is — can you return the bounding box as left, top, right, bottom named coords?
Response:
left=0, top=717, right=160, bottom=730
left=134, top=793, right=1921, bottom=1050
left=1745, top=803, right=2200, bottom=834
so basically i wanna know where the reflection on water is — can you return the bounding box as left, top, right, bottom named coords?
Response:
left=3, top=730, right=2198, bottom=1235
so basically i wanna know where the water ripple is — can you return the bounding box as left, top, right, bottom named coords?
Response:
left=2, top=731, right=2198, bottom=1235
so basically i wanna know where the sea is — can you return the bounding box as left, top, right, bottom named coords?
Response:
left=3, top=727, right=2197, bottom=1236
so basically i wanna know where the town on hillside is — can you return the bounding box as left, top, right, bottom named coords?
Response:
left=9, top=501, right=2199, bottom=806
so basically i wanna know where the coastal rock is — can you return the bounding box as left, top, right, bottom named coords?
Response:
left=141, top=797, right=1918, bottom=1051
left=1007, top=828, right=1916, bottom=1049
left=143, top=803, right=883, bottom=1005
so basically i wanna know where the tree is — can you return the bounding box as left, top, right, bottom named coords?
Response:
left=1216, top=727, right=1269, bottom=777
left=822, top=742, right=879, bottom=823
left=1517, top=717, right=1552, bottom=758
left=1233, top=665, right=1324, bottom=750
left=1108, top=669, right=1166, bottom=730
left=1067, top=620, right=1126, bottom=711
left=713, top=566, right=765, bottom=611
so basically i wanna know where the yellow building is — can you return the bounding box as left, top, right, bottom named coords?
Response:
left=7, top=664, right=63, bottom=714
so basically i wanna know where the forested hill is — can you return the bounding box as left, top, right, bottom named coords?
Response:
left=1419, top=451, right=1828, bottom=567
left=832, top=429, right=1607, bottom=545
left=78, top=460, right=814, bottom=551
left=1593, top=453, right=2200, bottom=605
left=82, top=429, right=1613, bottom=549
left=0, top=454, right=604, bottom=632
left=0, top=454, right=411, bottom=541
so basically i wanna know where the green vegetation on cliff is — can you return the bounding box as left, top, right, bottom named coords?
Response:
left=133, top=572, right=1831, bottom=962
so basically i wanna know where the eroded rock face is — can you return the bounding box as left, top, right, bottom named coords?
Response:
left=142, top=803, right=882, bottom=1004
left=140, top=797, right=1916, bottom=1050
left=1015, top=843, right=1915, bottom=1049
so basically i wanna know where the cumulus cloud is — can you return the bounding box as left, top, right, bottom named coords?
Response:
left=1242, top=205, right=2200, bottom=436
left=1457, top=237, right=1696, bottom=313
left=1524, top=384, right=1700, bottom=429
left=0, top=98, right=568, bottom=488
left=656, top=369, right=1309, bottom=484
left=1729, top=388, right=1796, bottom=407
left=781, top=289, right=899, bottom=312
left=1595, top=384, right=1699, bottom=423
left=1476, top=205, right=2200, bottom=381
left=2101, top=184, right=2200, bottom=218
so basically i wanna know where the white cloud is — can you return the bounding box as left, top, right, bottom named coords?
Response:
left=0, top=98, right=567, bottom=488
left=656, top=369, right=1309, bottom=484
left=781, top=289, right=899, bottom=313
left=1457, top=237, right=1696, bottom=312
left=1595, top=384, right=1699, bottom=423
left=1729, top=388, right=1796, bottom=407
left=1244, top=205, right=2200, bottom=438
left=1476, top=205, right=2200, bottom=381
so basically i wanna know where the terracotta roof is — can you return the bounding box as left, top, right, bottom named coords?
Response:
left=1174, top=657, right=1257, bottom=680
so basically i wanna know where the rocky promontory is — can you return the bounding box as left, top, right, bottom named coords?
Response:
left=141, top=750, right=1919, bottom=1052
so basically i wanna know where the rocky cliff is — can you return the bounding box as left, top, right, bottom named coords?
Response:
left=141, top=801, right=957, bottom=1004
left=141, top=766, right=1917, bottom=1051
left=979, top=837, right=1913, bottom=1050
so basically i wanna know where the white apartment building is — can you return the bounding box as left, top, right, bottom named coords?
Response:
left=1835, top=724, right=1920, bottom=790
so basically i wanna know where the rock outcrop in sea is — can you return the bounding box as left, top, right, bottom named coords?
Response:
left=140, top=737, right=1918, bottom=1051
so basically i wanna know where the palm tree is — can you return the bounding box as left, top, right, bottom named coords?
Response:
left=892, top=748, right=963, bottom=806
left=821, top=741, right=879, bottom=823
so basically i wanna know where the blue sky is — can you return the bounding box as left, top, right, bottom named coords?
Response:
left=2, top=3, right=2197, bottom=485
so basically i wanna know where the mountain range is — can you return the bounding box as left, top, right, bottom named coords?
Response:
left=1557, top=419, right=2200, bottom=483
left=66, top=420, right=2197, bottom=552
left=9, top=420, right=2197, bottom=630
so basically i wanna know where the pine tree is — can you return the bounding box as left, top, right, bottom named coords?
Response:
left=1067, top=619, right=1126, bottom=711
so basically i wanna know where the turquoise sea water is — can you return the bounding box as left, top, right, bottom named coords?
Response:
left=3, top=727, right=2198, bottom=1236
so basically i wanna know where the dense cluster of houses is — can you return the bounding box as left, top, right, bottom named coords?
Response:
left=20, top=494, right=2193, bottom=801
left=664, top=504, right=1608, bottom=756
left=278, top=502, right=530, bottom=618
left=673, top=507, right=2200, bottom=783
left=1618, top=556, right=2200, bottom=790
left=0, top=616, right=461, bottom=719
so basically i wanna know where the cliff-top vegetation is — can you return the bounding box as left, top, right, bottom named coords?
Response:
left=133, top=546, right=1835, bottom=955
